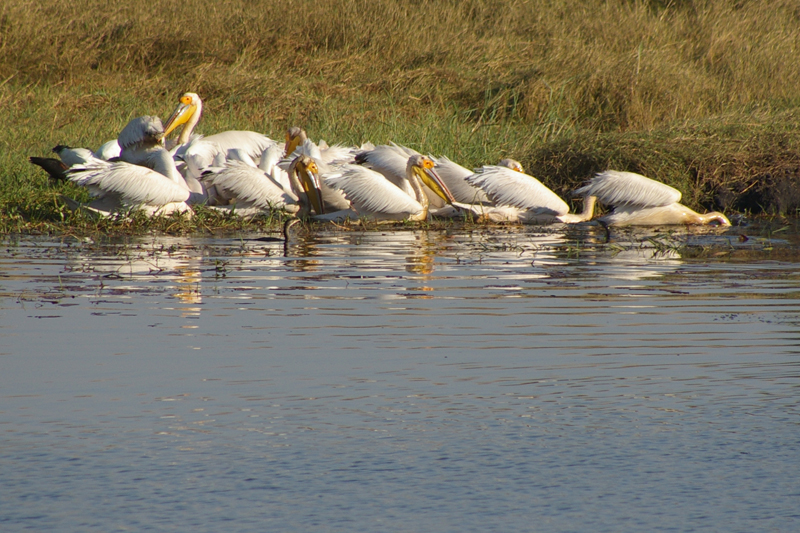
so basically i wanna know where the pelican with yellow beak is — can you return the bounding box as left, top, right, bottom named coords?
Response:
left=326, top=155, right=455, bottom=221
left=200, top=154, right=324, bottom=218
left=162, top=92, right=276, bottom=162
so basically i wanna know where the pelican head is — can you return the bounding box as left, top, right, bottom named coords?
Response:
left=161, top=92, right=202, bottom=140
left=499, top=158, right=524, bottom=173
left=289, top=154, right=325, bottom=215
left=285, top=126, right=308, bottom=157
left=408, top=155, right=456, bottom=205
left=117, top=116, right=165, bottom=149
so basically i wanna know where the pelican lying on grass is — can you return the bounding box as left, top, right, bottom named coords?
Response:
left=574, top=170, right=731, bottom=226
left=327, top=155, right=455, bottom=221
left=65, top=146, right=192, bottom=218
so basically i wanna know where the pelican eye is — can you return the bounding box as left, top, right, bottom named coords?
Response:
left=422, top=159, right=435, bottom=169
left=307, top=162, right=318, bottom=173
left=180, top=96, right=192, bottom=105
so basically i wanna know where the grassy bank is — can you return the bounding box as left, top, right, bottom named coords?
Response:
left=3, top=0, right=800, bottom=234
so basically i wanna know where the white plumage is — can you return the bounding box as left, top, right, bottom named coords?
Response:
left=432, top=156, right=491, bottom=205
left=355, top=143, right=420, bottom=198
left=327, top=154, right=453, bottom=221
left=574, top=170, right=730, bottom=226
left=201, top=160, right=297, bottom=212
left=463, top=163, right=594, bottom=224
left=575, top=170, right=681, bottom=208
left=162, top=92, right=276, bottom=162
left=67, top=154, right=191, bottom=217
left=326, top=165, right=426, bottom=220
left=467, top=165, right=570, bottom=216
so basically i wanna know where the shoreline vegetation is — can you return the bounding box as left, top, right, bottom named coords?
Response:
left=3, top=0, right=800, bottom=235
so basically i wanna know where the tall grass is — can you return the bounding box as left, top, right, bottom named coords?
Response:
left=3, top=0, right=800, bottom=230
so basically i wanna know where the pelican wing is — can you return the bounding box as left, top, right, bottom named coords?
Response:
left=226, top=148, right=257, bottom=167
left=355, top=144, right=418, bottom=192
left=320, top=143, right=357, bottom=166
left=575, top=171, right=682, bottom=208
left=434, top=156, right=490, bottom=204
left=467, top=166, right=569, bottom=216
left=326, top=165, right=423, bottom=216
left=258, top=143, right=283, bottom=173
left=68, top=160, right=190, bottom=205
left=259, top=144, right=294, bottom=194
left=204, top=161, right=293, bottom=209
left=203, top=131, right=276, bottom=162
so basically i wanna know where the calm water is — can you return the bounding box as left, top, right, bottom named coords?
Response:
left=2, top=223, right=799, bottom=532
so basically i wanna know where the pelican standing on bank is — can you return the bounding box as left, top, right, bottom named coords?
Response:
left=574, top=170, right=731, bottom=226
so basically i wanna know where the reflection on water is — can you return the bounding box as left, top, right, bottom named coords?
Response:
left=1, top=223, right=800, bottom=532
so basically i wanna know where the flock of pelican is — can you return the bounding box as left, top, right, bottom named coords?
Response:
left=30, top=92, right=731, bottom=227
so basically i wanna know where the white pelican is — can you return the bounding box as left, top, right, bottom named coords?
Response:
left=199, top=155, right=323, bottom=217
left=161, top=92, right=276, bottom=162
left=466, top=163, right=594, bottom=224
left=326, top=155, right=455, bottom=221
left=200, top=160, right=297, bottom=214
left=66, top=146, right=192, bottom=217
left=280, top=136, right=353, bottom=213
left=199, top=145, right=289, bottom=207
left=574, top=170, right=731, bottom=226
left=113, top=115, right=206, bottom=198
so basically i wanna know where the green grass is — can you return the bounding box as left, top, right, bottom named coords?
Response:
left=3, top=0, right=800, bottom=234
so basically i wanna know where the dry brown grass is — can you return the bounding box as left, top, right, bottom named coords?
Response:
left=5, top=0, right=800, bottom=130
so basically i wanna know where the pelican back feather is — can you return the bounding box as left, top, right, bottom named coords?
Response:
left=68, top=160, right=190, bottom=206
left=467, top=166, right=569, bottom=216
left=327, top=165, right=423, bottom=217
left=434, top=156, right=490, bottom=204
left=204, top=161, right=293, bottom=209
left=575, top=170, right=682, bottom=208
